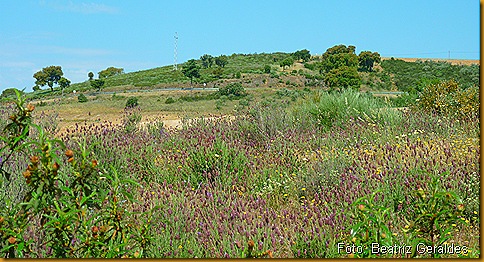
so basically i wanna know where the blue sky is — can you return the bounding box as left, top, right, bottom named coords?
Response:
left=0, top=0, right=479, bottom=91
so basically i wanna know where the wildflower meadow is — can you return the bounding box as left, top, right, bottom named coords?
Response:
left=0, top=82, right=479, bottom=257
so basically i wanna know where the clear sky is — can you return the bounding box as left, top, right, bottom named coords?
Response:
left=0, top=0, right=480, bottom=91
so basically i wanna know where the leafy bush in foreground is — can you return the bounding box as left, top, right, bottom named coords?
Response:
left=0, top=92, right=154, bottom=258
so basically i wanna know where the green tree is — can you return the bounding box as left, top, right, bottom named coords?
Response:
left=280, top=57, right=294, bottom=71
left=321, top=44, right=358, bottom=73
left=182, top=59, right=201, bottom=86
left=88, top=71, right=94, bottom=80
left=200, top=54, right=214, bottom=68
left=212, top=67, right=224, bottom=79
left=90, top=79, right=105, bottom=91
left=215, top=55, right=228, bottom=68
left=358, top=51, right=381, bottom=72
left=324, top=66, right=361, bottom=91
left=33, top=65, right=64, bottom=91
left=292, top=49, right=311, bottom=62
left=58, top=77, right=71, bottom=95
left=33, top=85, right=41, bottom=92
left=264, top=65, right=271, bottom=74
left=98, top=67, right=124, bottom=79
left=1, top=88, right=23, bottom=98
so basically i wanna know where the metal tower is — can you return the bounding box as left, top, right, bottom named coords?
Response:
left=173, top=32, right=178, bottom=71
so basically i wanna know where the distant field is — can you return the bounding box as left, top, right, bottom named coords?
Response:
left=381, top=57, right=480, bottom=66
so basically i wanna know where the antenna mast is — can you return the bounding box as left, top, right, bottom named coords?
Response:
left=173, top=32, right=178, bottom=71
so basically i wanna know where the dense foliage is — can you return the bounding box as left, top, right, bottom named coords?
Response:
left=380, top=59, right=479, bottom=93
left=98, top=67, right=124, bottom=79
left=182, top=59, right=201, bottom=85
left=77, top=93, right=88, bottom=103
left=33, top=66, right=64, bottom=91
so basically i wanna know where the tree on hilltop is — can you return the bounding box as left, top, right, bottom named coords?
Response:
left=215, top=55, right=228, bottom=68
left=280, top=57, right=294, bottom=71
left=98, top=67, right=124, bottom=79
left=293, top=49, right=311, bottom=62
left=88, top=71, right=94, bottom=80
left=321, top=45, right=358, bottom=73
left=358, top=51, right=381, bottom=72
left=58, top=77, right=71, bottom=95
left=182, top=59, right=201, bottom=86
left=200, top=54, right=214, bottom=68
left=33, top=65, right=64, bottom=91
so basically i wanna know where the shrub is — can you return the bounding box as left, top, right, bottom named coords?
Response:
left=78, top=93, right=88, bottom=103
left=165, top=97, right=175, bottom=104
left=218, top=83, right=246, bottom=97
left=264, top=65, right=271, bottom=74
left=416, top=79, right=479, bottom=120
left=0, top=92, right=153, bottom=258
left=125, top=97, right=139, bottom=108
left=293, top=89, right=401, bottom=130
left=122, top=106, right=142, bottom=133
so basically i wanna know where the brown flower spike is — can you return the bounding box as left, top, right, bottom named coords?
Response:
left=248, top=240, right=255, bottom=251
left=30, top=156, right=40, bottom=165
left=22, top=170, right=31, bottom=179
left=8, top=236, right=16, bottom=244
left=65, top=150, right=74, bottom=158
left=26, top=103, right=35, bottom=112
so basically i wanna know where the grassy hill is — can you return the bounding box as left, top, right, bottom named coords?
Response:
left=4, top=51, right=478, bottom=103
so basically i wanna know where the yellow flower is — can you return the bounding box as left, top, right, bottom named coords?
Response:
left=178, top=245, right=182, bottom=249
left=301, top=188, right=306, bottom=191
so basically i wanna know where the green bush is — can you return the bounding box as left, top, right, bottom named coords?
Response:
left=293, top=89, right=401, bottom=130
left=125, top=97, right=139, bottom=108
left=218, top=83, right=246, bottom=97
left=0, top=92, right=154, bottom=258
left=264, top=65, right=271, bottom=74
left=416, top=79, right=479, bottom=120
left=165, top=97, right=175, bottom=104
left=78, top=93, right=88, bottom=103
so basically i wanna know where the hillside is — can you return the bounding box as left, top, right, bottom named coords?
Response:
left=11, top=52, right=476, bottom=102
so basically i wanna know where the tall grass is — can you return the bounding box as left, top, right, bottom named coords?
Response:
left=291, top=89, right=402, bottom=130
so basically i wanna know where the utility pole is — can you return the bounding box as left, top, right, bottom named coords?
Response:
left=173, top=32, right=178, bottom=71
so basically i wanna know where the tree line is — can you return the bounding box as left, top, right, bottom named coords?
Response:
left=30, top=66, right=125, bottom=93
left=19, top=45, right=381, bottom=96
